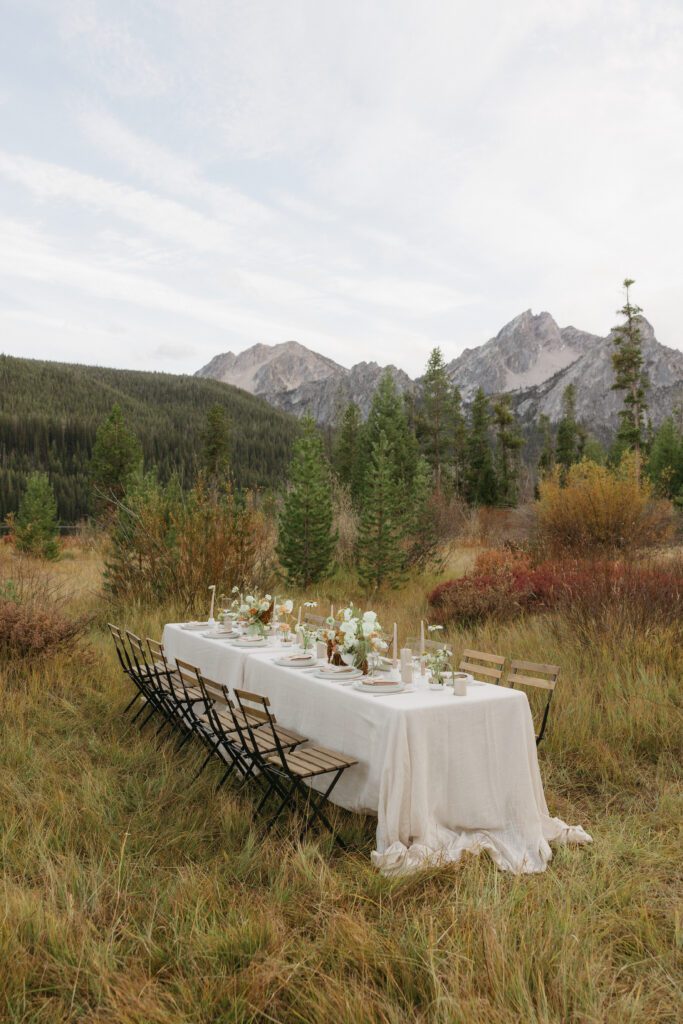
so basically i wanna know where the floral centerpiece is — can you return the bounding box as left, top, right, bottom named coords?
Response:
left=233, top=591, right=274, bottom=637
left=426, top=645, right=453, bottom=687
left=274, top=598, right=294, bottom=642
left=336, top=606, right=387, bottom=674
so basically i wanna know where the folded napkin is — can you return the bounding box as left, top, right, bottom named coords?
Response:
left=359, top=676, right=400, bottom=687
left=319, top=664, right=354, bottom=674
left=283, top=653, right=316, bottom=662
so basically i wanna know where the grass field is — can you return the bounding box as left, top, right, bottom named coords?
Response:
left=0, top=543, right=681, bottom=1023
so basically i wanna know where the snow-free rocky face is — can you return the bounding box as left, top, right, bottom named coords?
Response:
left=197, top=313, right=683, bottom=437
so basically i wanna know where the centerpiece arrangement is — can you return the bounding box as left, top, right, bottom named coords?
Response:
left=425, top=645, right=454, bottom=689
left=233, top=590, right=274, bottom=637
left=335, top=606, right=388, bottom=675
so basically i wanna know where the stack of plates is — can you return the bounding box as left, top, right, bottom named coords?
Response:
left=229, top=636, right=269, bottom=648
left=180, top=622, right=208, bottom=631
left=201, top=627, right=236, bottom=639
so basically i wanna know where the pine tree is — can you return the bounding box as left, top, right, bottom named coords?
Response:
left=556, top=384, right=581, bottom=479
left=611, top=278, right=649, bottom=476
left=406, top=455, right=439, bottom=570
left=15, top=472, right=60, bottom=559
left=419, top=347, right=452, bottom=492
left=465, top=388, right=498, bottom=505
left=492, top=395, right=523, bottom=505
left=647, top=417, right=683, bottom=499
left=449, top=385, right=468, bottom=494
left=333, top=402, right=364, bottom=503
left=202, top=404, right=231, bottom=483
left=537, top=414, right=555, bottom=479
left=356, top=432, right=406, bottom=589
left=90, top=404, right=142, bottom=515
left=363, top=370, right=419, bottom=495
left=276, top=417, right=336, bottom=587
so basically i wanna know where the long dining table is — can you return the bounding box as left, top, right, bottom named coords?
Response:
left=162, top=623, right=592, bottom=875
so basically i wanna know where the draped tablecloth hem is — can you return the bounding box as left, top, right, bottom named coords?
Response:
left=372, top=818, right=592, bottom=876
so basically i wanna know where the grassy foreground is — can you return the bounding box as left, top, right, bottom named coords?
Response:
left=0, top=546, right=681, bottom=1023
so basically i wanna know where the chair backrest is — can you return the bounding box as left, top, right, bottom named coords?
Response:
left=125, top=630, right=152, bottom=678
left=406, top=636, right=448, bottom=654
left=146, top=637, right=168, bottom=668
left=233, top=688, right=285, bottom=763
left=459, top=649, right=505, bottom=684
left=108, top=623, right=132, bottom=673
left=506, top=660, right=560, bottom=744
left=506, top=660, right=560, bottom=693
left=173, top=657, right=203, bottom=696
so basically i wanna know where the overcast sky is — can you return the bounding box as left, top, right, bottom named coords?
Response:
left=0, top=0, right=681, bottom=377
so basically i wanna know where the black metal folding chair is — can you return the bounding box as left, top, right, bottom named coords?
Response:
left=108, top=623, right=147, bottom=718
left=234, top=689, right=357, bottom=848
left=126, top=631, right=178, bottom=735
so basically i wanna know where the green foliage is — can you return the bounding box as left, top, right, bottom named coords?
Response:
left=611, top=278, right=649, bottom=457
left=201, top=404, right=231, bottom=483
left=356, top=432, right=406, bottom=589
left=418, top=347, right=453, bottom=491
left=492, top=394, right=523, bottom=505
left=105, top=472, right=272, bottom=610
left=555, top=384, right=583, bottom=477
left=363, top=370, right=419, bottom=495
left=647, top=416, right=683, bottom=500
left=277, top=417, right=336, bottom=587
left=90, top=404, right=143, bottom=515
left=405, top=455, right=440, bottom=571
left=0, top=354, right=298, bottom=523
left=537, top=413, right=555, bottom=482
left=333, top=402, right=364, bottom=504
left=14, top=472, right=60, bottom=560
left=465, top=388, right=498, bottom=505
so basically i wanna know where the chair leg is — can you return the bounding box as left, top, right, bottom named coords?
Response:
left=297, top=770, right=346, bottom=847
left=122, top=692, right=140, bottom=715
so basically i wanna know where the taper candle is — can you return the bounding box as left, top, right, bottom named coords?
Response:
left=208, top=584, right=216, bottom=624
left=420, top=619, right=425, bottom=655
left=392, top=622, right=398, bottom=665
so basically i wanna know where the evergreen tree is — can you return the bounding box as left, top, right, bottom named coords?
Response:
left=363, top=370, right=419, bottom=495
left=537, top=414, right=555, bottom=480
left=449, top=385, right=468, bottom=495
left=333, top=402, right=364, bottom=503
left=406, top=455, right=439, bottom=570
left=277, top=417, right=336, bottom=587
left=465, top=388, right=498, bottom=505
left=492, top=394, right=523, bottom=505
left=90, top=404, right=142, bottom=514
left=419, top=347, right=452, bottom=492
left=556, top=384, right=581, bottom=478
left=647, top=417, right=683, bottom=499
left=202, top=404, right=231, bottom=483
left=14, top=472, right=60, bottom=559
left=356, top=432, right=406, bottom=589
left=611, top=278, right=649, bottom=474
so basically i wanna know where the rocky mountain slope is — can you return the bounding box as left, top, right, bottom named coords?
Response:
left=197, top=312, right=683, bottom=437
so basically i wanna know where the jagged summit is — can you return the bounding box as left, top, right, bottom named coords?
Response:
left=196, top=312, right=683, bottom=435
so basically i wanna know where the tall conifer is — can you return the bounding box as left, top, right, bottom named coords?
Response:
left=493, top=395, right=523, bottom=505
left=90, top=404, right=142, bottom=515
left=465, top=388, right=498, bottom=505
left=202, top=404, right=231, bottom=483
left=277, top=417, right=336, bottom=587
left=356, top=432, right=406, bottom=589
left=15, top=472, right=60, bottom=560
left=420, top=347, right=452, bottom=492
left=611, top=278, right=649, bottom=476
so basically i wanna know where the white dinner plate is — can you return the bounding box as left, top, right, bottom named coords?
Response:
left=353, top=679, right=406, bottom=695
left=180, top=622, right=209, bottom=631
left=201, top=629, right=236, bottom=639
left=228, top=638, right=270, bottom=648
left=272, top=656, right=318, bottom=668
left=314, top=667, right=363, bottom=682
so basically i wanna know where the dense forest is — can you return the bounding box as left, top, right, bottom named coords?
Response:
left=0, top=355, right=299, bottom=522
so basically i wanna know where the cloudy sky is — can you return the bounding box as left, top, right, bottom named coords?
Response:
left=0, top=0, right=681, bottom=377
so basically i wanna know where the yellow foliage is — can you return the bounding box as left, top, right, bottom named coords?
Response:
left=536, top=453, right=674, bottom=555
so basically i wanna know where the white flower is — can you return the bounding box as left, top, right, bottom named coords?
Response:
left=372, top=637, right=388, bottom=652
left=264, top=594, right=272, bottom=603
left=281, top=599, right=293, bottom=614
left=428, top=624, right=443, bottom=632
left=231, top=586, right=239, bottom=594
left=245, top=595, right=254, bottom=604
left=303, top=601, right=317, bottom=608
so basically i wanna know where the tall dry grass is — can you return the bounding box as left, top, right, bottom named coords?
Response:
left=0, top=543, right=681, bottom=1022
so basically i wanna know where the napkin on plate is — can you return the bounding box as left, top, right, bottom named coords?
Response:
left=318, top=663, right=354, bottom=674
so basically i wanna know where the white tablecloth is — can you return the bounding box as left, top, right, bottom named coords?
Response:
left=162, top=624, right=591, bottom=874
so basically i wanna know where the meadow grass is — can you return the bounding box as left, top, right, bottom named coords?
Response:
left=0, top=545, right=681, bottom=1023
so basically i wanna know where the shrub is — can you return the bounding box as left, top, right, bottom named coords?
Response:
left=428, top=559, right=568, bottom=626
left=536, top=455, right=674, bottom=556
left=0, top=566, right=90, bottom=660
left=105, top=474, right=275, bottom=611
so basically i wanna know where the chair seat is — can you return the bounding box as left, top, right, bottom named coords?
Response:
left=267, top=743, right=357, bottom=778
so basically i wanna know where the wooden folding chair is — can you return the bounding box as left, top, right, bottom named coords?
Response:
left=234, top=690, right=357, bottom=848
left=458, top=649, right=506, bottom=685
left=506, top=660, right=560, bottom=745
left=108, top=623, right=144, bottom=717
left=124, top=630, right=176, bottom=731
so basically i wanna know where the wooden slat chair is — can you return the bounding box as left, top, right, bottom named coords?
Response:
left=234, top=689, right=357, bottom=848
left=458, top=649, right=506, bottom=685
left=505, top=660, right=560, bottom=745
left=108, top=623, right=146, bottom=717
left=165, top=657, right=216, bottom=752
left=125, top=631, right=177, bottom=732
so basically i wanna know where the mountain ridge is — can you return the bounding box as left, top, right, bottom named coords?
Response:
left=197, top=311, right=683, bottom=436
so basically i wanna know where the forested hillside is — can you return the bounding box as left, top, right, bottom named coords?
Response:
left=0, top=355, right=299, bottom=522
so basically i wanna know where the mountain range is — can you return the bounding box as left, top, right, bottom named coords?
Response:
left=197, top=310, right=683, bottom=440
